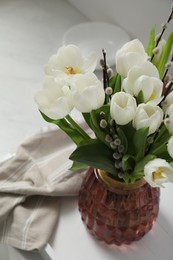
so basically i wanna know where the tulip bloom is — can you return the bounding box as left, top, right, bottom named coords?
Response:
left=133, top=103, right=163, bottom=135
left=144, top=158, right=173, bottom=187
left=122, top=61, right=162, bottom=105
left=34, top=76, right=73, bottom=119
left=115, top=39, right=148, bottom=78
left=71, top=73, right=105, bottom=113
left=110, top=92, right=137, bottom=125
left=45, top=44, right=97, bottom=77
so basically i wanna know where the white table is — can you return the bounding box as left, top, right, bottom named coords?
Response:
left=1, top=1, right=173, bottom=260
left=0, top=0, right=88, bottom=259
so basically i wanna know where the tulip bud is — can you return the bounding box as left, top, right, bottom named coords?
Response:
left=115, top=39, right=148, bottom=77
left=122, top=61, right=162, bottom=105
left=71, top=73, right=105, bottom=113
left=133, top=103, right=163, bottom=136
left=110, top=92, right=137, bottom=125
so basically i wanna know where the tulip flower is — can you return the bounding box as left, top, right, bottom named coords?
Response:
left=115, top=39, right=148, bottom=77
left=144, top=158, right=173, bottom=187
left=34, top=76, right=73, bottom=120
left=110, top=92, right=137, bottom=125
left=133, top=103, right=163, bottom=135
left=45, top=44, right=97, bottom=78
left=71, top=73, right=105, bottom=113
left=122, top=61, right=163, bottom=105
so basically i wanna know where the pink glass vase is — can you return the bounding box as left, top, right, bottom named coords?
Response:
left=78, top=168, right=160, bottom=245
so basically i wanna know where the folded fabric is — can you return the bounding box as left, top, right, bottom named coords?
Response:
left=0, top=126, right=87, bottom=251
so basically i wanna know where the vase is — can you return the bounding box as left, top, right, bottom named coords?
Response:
left=78, top=168, right=160, bottom=245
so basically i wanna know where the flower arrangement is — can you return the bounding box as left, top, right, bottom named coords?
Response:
left=35, top=7, right=173, bottom=188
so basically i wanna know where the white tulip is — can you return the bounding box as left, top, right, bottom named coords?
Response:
left=164, top=104, right=173, bottom=134
left=162, top=91, right=173, bottom=113
left=144, top=158, right=173, bottom=187
left=34, top=76, right=73, bottom=120
left=133, top=103, right=163, bottom=135
left=71, top=73, right=105, bottom=113
left=122, top=61, right=162, bottom=105
left=45, top=44, right=97, bottom=77
left=134, top=76, right=163, bottom=104
left=167, top=135, right=173, bottom=158
left=110, top=92, right=137, bottom=125
left=115, top=39, right=148, bottom=77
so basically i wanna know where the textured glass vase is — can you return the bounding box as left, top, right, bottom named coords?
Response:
left=78, top=168, right=160, bottom=245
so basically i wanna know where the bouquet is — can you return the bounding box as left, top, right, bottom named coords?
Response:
left=35, top=7, right=173, bottom=188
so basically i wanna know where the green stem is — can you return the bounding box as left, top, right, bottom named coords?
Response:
left=66, top=114, right=91, bottom=140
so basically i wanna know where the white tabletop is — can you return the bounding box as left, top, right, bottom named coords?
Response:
left=0, top=0, right=88, bottom=259
left=1, top=1, right=173, bottom=260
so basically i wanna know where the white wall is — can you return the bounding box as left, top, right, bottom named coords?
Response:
left=67, top=0, right=172, bottom=45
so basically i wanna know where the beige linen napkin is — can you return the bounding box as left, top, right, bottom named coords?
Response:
left=0, top=126, right=87, bottom=251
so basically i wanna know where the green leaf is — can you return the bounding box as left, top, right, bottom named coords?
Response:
left=133, top=154, right=156, bottom=173
left=146, top=25, right=156, bottom=56
left=122, top=154, right=136, bottom=171
left=133, top=127, right=149, bottom=161
left=82, top=113, right=93, bottom=129
left=149, top=124, right=171, bottom=158
left=119, top=123, right=136, bottom=154
left=123, top=170, right=144, bottom=184
left=66, top=114, right=91, bottom=140
left=69, top=161, right=88, bottom=171
left=40, top=112, right=85, bottom=145
left=157, top=31, right=173, bottom=78
left=116, top=127, right=128, bottom=153
left=130, top=172, right=144, bottom=183
left=154, top=124, right=171, bottom=144
left=109, top=74, right=118, bottom=88
left=136, top=90, right=144, bottom=104
left=69, top=139, right=117, bottom=175
left=113, top=74, right=122, bottom=93
left=123, top=172, right=131, bottom=183
left=150, top=142, right=172, bottom=162
left=110, top=73, right=121, bottom=94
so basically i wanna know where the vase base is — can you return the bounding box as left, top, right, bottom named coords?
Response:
left=80, top=208, right=156, bottom=245
left=78, top=168, right=160, bottom=246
